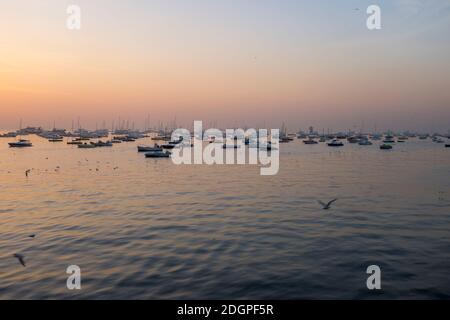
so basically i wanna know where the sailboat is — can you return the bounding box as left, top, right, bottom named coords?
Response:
left=8, top=119, right=33, bottom=148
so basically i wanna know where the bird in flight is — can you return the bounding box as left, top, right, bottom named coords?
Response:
left=13, top=254, right=26, bottom=267
left=318, top=199, right=338, bottom=210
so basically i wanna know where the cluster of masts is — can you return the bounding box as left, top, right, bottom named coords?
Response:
left=286, top=131, right=449, bottom=149
left=2, top=124, right=450, bottom=150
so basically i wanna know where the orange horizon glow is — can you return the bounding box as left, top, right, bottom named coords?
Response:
left=1, top=1, right=450, bottom=131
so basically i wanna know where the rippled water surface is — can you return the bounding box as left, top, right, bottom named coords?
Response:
left=0, top=135, right=449, bottom=299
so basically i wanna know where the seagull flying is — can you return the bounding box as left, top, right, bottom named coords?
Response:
left=318, top=199, right=338, bottom=210
left=13, top=254, right=26, bottom=267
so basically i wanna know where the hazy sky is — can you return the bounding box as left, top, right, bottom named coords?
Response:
left=1, top=0, right=449, bottom=132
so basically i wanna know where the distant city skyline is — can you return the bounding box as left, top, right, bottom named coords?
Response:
left=1, top=0, right=450, bottom=132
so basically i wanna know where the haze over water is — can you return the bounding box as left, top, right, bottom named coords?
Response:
left=1, top=0, right=450, bottom=131
left=1, top=135, right=449, bottom=299
left=1, top=0, right=450, bottom=300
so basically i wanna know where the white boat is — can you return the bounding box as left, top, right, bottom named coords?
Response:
left=145, top=150, right=171, bottom=158
left=8, top=139, right=33, bottom=148
left=327, top=139, right=344, bottom=147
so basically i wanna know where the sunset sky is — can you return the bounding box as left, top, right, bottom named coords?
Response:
left=1, top=0, right=449, bottom=132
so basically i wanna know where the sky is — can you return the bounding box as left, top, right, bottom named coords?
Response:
left=0, top=0, right=449, bottom=132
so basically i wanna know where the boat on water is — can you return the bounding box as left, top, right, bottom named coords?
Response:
left=303, top=137, right=318, bottom=144
left=419, top=135, right=428, bottom=140
left=8, top=139, right=33, bottom=148
left=67, top=140, right=82, bottom=145
left=327, top=139, right=344, bottom=147
left=111, top=139, right=122, bottom=143
left=161, top=142, right=176, bottom=149
left=91, top=140, right=113, bottom=147
left=371, top=134, right=382, bottom=141
left=280, top=136, right=293, bottom=143
left=347, top=136, right=360, bottom=144
left=145, top=150, right=171, bottom=158
left=169, top=138, right=184, bottom=145
left=432, top=137, right=445, bottom=143
left=358, top=139, right=373, bottom=146
left=383, top=135, right=396, bottom=143
left=78, top=143, right=96, bottom=149
left=1, top=132, right=18, bottom=138
left=380, top=144, right=393, bottom=150
left=48, top=137, right=63, bottom=142
left=138, top=144, right=163, bottom=152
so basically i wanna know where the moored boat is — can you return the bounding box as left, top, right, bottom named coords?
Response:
left=48, top=137, right=63, bottom=142
left=161, top=144, right=176, bottom=149
left=145, top=150, right=171, bottom=158
left=91, top=140, right=113, bottom=147
left=8, top=139, right=33, bottom=148
left=67, top=140, right=82, bottom=145
left=327, top=139, right=344, bottom=147
left=78, top=143, right=96, bottom=149
left=303, top=137, right=318, bottom=144
left=358, top=139, right=373, bottom=145
left=138, top=144, right=163, bottom=152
